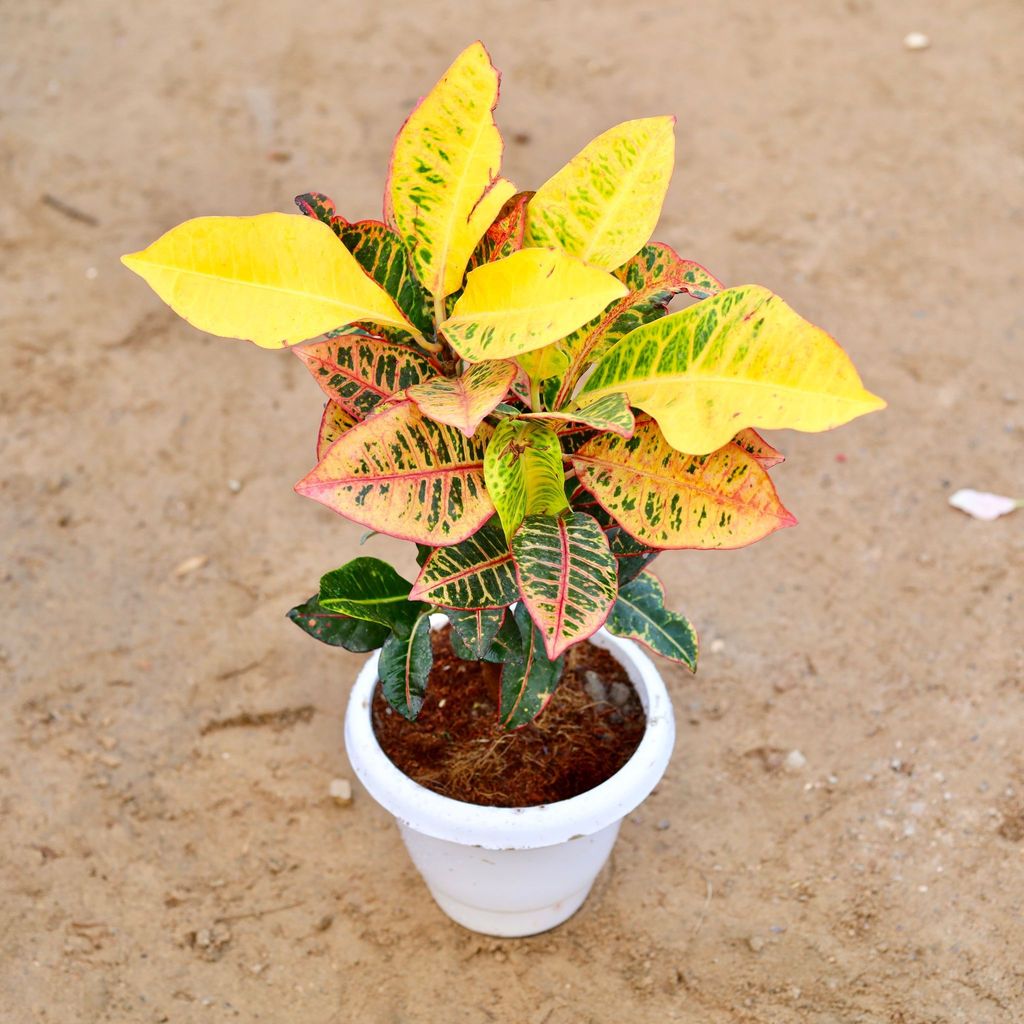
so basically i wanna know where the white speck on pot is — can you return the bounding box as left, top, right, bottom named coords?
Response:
left=709, top=638, right=726, bottom=654
left=903, top=32, right=930, bottom=50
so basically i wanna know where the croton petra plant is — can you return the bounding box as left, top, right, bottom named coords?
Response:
left=123, top=43, right=884, bottom=731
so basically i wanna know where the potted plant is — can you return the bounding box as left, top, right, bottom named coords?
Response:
left=122, top=42, right=884, bottom=937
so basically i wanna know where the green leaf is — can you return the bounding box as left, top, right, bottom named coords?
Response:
left=482, top=612, right=521, bottom=664
left=378, top=611, right=433, bottom=720
left=336, top=219, right=435, bottom=339
left=484, top=419, right=569, bottom=540
left=318, top=557, right=425, bottom=632
left=286, top=594, right=390, bottom=652
left=606, top=571, right=697, bottom=669
left=499, top=604, right=564, bottom=730
left=608, top=528, right=659, bottom=584
left=512, top=511, right=618, bottom=659
left=409, top=518, right=518, bottom=608
left=466, top=190, right=533, bottom=272
left=447, top=608, right=507, bottom=660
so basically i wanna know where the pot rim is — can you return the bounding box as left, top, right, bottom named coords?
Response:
left=343, top=614, right=676, bottom=850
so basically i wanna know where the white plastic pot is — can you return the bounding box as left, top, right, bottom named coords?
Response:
left=343, top=615, right=675, bottom=937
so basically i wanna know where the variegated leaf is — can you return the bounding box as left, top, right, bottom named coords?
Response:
left=378, top=610, right=433, bottom=720
left=318, top=557, right=424, bottom=631
left=294, top=337, right=435, bottom=420
left=606, top=571, right=697, bottom=669
left=409, top=518, right=518, bottom=609
left=525, top=117, right=676, bottom=271
left=440, top=248, right=627, bottom=362
left=294, top=191, right=346, bottom=232
left=484, top=419, right=568, bottom=540
left=295, top=401, right=494, bottom=545
left=571, top=417, right=796, bottom=549
left=316, top=401, right=358, bottom=460
left=608, top=528, right=659, bottom=584
left=499, top=604, right=564, bottom=730
left=466, top=190, right=533, bottom=271
left=287, top=594, right=390, bottom=651
left=732, top=427, right=785, bottom=468
left=552, top=242, right=723, bottom=407
left=335, top=220, right=435, bottom=339
left=512, top=511, right=618, bottom=659
left=579, top=285, right=886, bottom=455
left=386, top=42, right=515, bottom=305
left=515, top=344, right=569, bottom=393
left=406, top=359, right=516, bottom=436
left=447, top=608, right=508, bottom=660
left=522, top=393, right=635, bottom=438
left=121, top=213, right=425, bottom=349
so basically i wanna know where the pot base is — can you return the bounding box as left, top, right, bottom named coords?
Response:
left=427, top=883, right=592, bottom=938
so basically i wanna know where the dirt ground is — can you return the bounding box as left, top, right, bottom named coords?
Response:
left=2, top=1, right=1022, bottom=1021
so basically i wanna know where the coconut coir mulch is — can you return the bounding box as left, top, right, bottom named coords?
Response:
left=371, top=626, right=646, bottom=807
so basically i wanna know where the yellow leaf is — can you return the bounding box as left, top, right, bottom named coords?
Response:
left=386, top=42, right=515, bottom=307
left=525, top=116, right=675, bottom=272
left=440, top=248, right=627, bottom=362
left=580, top=285, right=886, bottom=454
left=121, top=214, right=419, bottom=349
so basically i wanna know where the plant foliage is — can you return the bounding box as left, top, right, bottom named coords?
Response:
left=123, top=42, right=885, bottom=727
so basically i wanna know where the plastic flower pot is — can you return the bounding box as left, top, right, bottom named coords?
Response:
left=343, top=615, right=676, bottom=937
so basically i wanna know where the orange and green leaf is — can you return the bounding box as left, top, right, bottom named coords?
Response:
left=295, top=401, right=493, bottom=545
left=484, top=419, right=569, bottom=540
left=466, top=190, right=533, bottom=271
left=316, top=401, right=358, bottom=459
left=386, top=42, right=515, bottom=307
left=525, top=116, right=676, bottom=272
left=571, top=417, right=796, bottom=549
left=512, top=511, right=618, bottom=659
left=732, top=427, right=785, bottom=468
left=121, top=213, right=424, bottom=349
left=441, top=247, right=627, bottom=361
left=580, top=285, right=886, bottom=455
left=406, top=359, right=516, bottom=436
left=294, top=337, right=436, bottom=420
left=409, top=518, right=517, bottom=608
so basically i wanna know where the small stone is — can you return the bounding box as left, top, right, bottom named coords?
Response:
left=783, top=749, right=807, bottom=773
left=173, top=554, right=208, bottom=578
left=609, top=681, right=630, bottom=706
left=903, top=31, right=930, bottom=50
left=583, top=671, right=608, bottom=703
left=329, top=778, right=353, bottom=806
left=655, top=819, right=671, bottom=831
left=709, top=638, right=726, bottom=654
left=227, top=478, right=243, bottom=494
left=747, top=935, right=765, bottom=953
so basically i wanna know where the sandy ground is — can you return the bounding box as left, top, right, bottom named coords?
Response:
left=2, top=1, right=1023, bottom=1020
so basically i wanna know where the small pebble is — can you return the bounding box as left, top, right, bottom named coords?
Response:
left=903, top=31, right=930, bottom=50
left=655, top=819, right=671, bottom=831
left=227, top=478, right=243, bottom=494
left=329, top=778, right=353, bottom=806
left=609, top=681, right=630, bottom=707
left=747, top=935, right=765, bottom=953
left=173, top=554, right=209, bottom=578
left=709, top=638, right=726, bottom=654
left=783, top=749, right=807, bottom=773
left=583, top=671, right=608, bottom=703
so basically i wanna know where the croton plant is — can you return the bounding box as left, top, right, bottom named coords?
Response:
left=123, top=43, right=884, bottom=729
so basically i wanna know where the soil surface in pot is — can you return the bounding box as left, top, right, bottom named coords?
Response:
left=371, top=626, right=646, bottom=806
